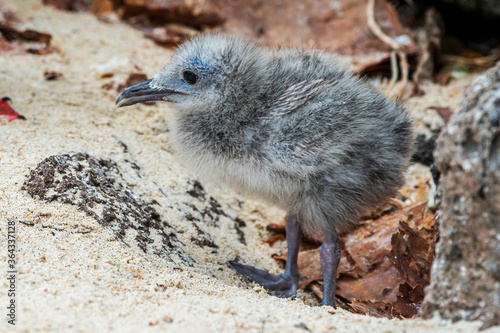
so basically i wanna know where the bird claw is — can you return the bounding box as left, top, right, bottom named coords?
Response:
left=229, top=261, right=299, bottom=298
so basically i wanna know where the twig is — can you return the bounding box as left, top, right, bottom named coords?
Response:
left=366, top=0, right=400, bottom=50
left=366, top=0, right=410, bottom=98
left=130, top=267, right=144, bottom=279
left=393, top=51, right=409, bottom=98
left=387, top=51, right=398, bottom=93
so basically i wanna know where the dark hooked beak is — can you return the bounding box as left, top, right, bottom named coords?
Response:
left=115, top=79, right=182, bottom=107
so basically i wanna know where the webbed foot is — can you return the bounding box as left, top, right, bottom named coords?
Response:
left=229, top=261, right=300, bottom=298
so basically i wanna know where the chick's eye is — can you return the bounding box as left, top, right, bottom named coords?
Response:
left=183, top=71, right=197, bottom=84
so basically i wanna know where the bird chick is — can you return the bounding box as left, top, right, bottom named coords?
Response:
left=116, top=34, right=413, bottom=307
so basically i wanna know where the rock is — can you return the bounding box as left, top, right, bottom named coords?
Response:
left=21, top=152, right=190, bottom=262
left=421, top=61, right=500, bottom=330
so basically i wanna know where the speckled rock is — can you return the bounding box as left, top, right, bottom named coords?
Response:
left=421, top=61, right=500, bottom=330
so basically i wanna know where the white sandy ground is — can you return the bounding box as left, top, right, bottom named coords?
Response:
left=0, top=1, right=494, bottom=332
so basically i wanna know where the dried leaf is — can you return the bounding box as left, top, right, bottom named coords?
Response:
left=0, top=23, right=51, bottom=45
left=43, top=0, right=92, bottom=12
left=266, top=222, right=286, bottom=234
left=118, top=0, right=415, bottom=60
left=90, top=0, right=115, bottom=15
left=262, top=234, right=286, bottom=247
left=0, top=23, right=55, bottom=55
left=274, top=201, right=437, bottom=319
left=44, top=71, right=62, bottom=81
left=428, top=106, right=452, bottom=125
left=435, top=70, right=453, bottom=85
left=0, top=97, right=26, bottom=122
left=117, top=73, right=148, bottom=93
left=143, top=24, right=197, bottom=47
left=101, top=81, right=115, bottom=90
left=389, top=205, right=438, bottom=289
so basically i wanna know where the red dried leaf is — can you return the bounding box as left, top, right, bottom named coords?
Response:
left=428, top=106, right=452, bottom=125
left=0, top=98, right=26, bottom=122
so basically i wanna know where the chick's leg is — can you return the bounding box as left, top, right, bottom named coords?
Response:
left=319, top=228, right=342, bottom=307
left=229, top=215, right=304, bottom=298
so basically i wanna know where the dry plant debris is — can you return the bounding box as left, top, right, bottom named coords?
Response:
left=44, top=0, right=417, bottom=66
left=0, top=97, right=26, bottom=122
left=0, top=22, right=55, bottom=55
left=116, top=73, right=149, bottom=93
left=272, top=201, right=438, bottom=319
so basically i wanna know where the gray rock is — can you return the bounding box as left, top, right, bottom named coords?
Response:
left=421, top=61, right=500, bottom=329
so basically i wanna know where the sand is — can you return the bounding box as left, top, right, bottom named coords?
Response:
left=0, top=1, right=490, bottom=332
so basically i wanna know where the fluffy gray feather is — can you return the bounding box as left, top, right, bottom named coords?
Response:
left=130, top=34, right=414, bottom=238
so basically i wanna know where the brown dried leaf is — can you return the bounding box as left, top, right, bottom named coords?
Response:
left=389, top=205, right=438, bottom=289
left=121, top=0, right=224, bottom=27
left=262, top=234, right=285, bottom=247
left=119, top=0, right=416, bottom=56
left=117, top=73, right=148, bottom=93
left=90, top=0, right=115, bottom=15
left=266, top=222, right=286, bottom=234
left=435, top=70, right=453, bottom=86
left=348, top=299, right=395, bottom=318
left=101, top=81, right=115, bottom=90
left=0, top=23, right=55, bottom=55
left=276, top=201, right=437, bottom=319
left=43, top=0, right=92, bottom=12
left=44, top=71, right=62, bottom=81
left=0, top=23, right=51, bottom=46
left=116, top=73, right=156, bottom=105
left=143, top=24, right=196, bottom=47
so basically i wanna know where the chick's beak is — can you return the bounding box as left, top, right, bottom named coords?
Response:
left=115, top=79, right=180, bottom=107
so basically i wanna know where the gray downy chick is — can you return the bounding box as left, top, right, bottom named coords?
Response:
left=116, top=34, right=413, bottom=307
